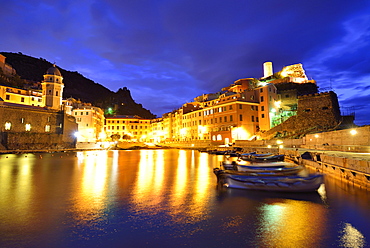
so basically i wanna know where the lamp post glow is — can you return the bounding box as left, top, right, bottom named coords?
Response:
left=350, top=129, right=357, bottom=148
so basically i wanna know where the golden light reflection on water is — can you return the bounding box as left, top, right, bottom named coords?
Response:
left=70, top=151, right=110, bottom=224
left=130, top=150, right=215, bottom=224
left=170, top=150, right=188, bottom=211
left=257, top=200, right=326, bottom=247
left=0, top=154, right=35, bottom=225
left=190, top=152, right=212, bottom=220
left=132, top=150, right=165, bottom=210
left=339, top=223, right=365, bottom=248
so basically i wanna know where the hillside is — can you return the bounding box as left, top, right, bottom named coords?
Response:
left=0, top=52, right=156, bottom=119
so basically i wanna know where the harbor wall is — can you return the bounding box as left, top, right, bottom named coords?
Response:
left=300, top=157, right=370, bottom=191
left=0, top=103, right=77, bottom=150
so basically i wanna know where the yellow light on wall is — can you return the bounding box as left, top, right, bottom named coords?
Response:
left=25, top=123, right=31, bottom=131
left=5, top=122, right=11, bottom=130
left=232, top=127, right=249, bottom=140
left=180, top=128, right=186, bottom=136
left=350, top=129, right=357, bottom=135
left=314, top=134, right=319, bottom=138
left=276, top=140, right=283, bottom=145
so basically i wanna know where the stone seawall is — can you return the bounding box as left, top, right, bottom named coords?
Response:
left=301, top=158, right=370, bottom=191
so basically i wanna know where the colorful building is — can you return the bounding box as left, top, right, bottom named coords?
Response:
left=104, top=115, right=151, bottom=142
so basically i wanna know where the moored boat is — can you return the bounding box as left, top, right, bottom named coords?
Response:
left=214, top=168, right=324, bottom=192
left=240, top=154, right=285, bottom=162
left=236, top=163, right=304, bottom=175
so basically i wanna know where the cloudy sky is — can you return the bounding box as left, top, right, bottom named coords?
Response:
left=1, top=0, right=370, bottom=125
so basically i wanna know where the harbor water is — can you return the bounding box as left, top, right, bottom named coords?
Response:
left=1, top=149, right=369, bottom=247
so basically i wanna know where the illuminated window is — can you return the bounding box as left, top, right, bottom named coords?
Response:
left=217, top=134, right=222, bottom=141
left=25, top=123, right=31, bottom=131
left=45, top=125, right=50, bottom=132
left=5, top=122, right=11, bottom=130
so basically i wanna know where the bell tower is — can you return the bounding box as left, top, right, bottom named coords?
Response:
left=42, top=64, right=64, bottom=110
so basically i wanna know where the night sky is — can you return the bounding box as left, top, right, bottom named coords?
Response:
left=1, top=1, right=370, bottom=125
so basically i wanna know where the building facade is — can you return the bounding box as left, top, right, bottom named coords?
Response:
left=105, top=115, right=151, bottom=142
left=72, top=105, right=105, bottom=142
left=147, top=62, right=322, bottom=145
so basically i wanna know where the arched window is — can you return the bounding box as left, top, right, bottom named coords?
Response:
left=217, top=134, right=222, bottom=141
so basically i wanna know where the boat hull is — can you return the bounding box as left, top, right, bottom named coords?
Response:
left=240, top=154, right=285, bottom=162
left=214, top=169, right=324, bottom=192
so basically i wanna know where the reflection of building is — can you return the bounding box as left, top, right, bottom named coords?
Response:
left=105, top=115, right=151, bottom=142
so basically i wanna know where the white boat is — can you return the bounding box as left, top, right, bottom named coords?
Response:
left=214, top=168, right=324, bottom=192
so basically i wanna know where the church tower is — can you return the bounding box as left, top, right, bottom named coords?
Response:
left=42, top=64, right=64, bottom=110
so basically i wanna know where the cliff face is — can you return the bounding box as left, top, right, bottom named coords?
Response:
left=0, top=52, right=156, bottom=119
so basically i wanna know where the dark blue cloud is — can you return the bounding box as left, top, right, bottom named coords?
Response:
left=1, top=0, right=370, bottom=125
